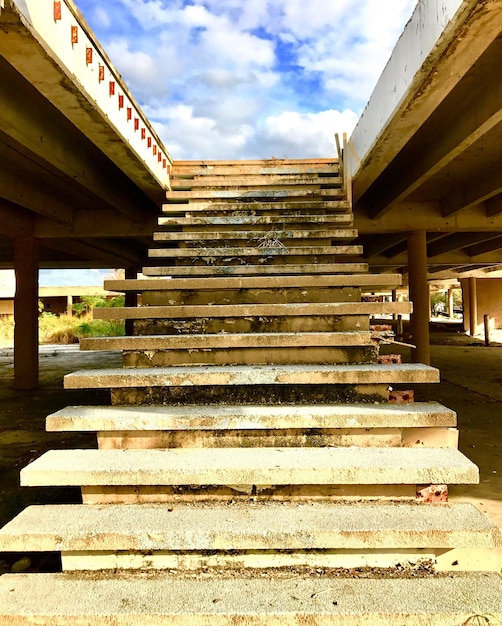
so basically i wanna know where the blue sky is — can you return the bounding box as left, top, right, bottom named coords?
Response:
left=32, top=0, right=417, bottom=285
left=73, top=0, right=417, bottom=160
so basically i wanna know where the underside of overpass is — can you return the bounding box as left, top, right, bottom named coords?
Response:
left=1, top=0, right=502, bottom=387
left=348, top=0, right=502, bottom=279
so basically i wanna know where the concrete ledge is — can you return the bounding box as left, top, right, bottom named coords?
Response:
left=0, top=502, right=499, bottom=552
left=79, top=332, right=375, bottom=352
left=46, top=402, right=456, bottom=432
left=148, top=245, right=363, bottom=258
left=165, top=188, right=345, bottom=200
left=92, top=301, right=412, bottom=320
left=142, top=263, right=369, bottom=276
left=19, top=447, right=479, bottom=487
left=1, top=573, right=502, bottom=624
left=104, top=274, right=402, bottom=292
left=158, top=214, right=353, bottom=226
left=152, top=229, right=358, bottom=242
left=64, top=363, right=439, bottom=390
left=162, top=199, right=351, bottom=212
left=171, top=174, right=343, bottom=188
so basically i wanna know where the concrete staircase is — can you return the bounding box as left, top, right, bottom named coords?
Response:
left=1, top=158, right=501, bottom=624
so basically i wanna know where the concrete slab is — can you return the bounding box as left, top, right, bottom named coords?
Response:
left=1, top=572, right=502, bottom=624
left=165, top=188, right=345, bottom=200
left=158, top=214, right=353, bottom=226
left=171, top=174, right=343, bottom=187
left=0, top=502, right=499, bottom=552
left=152, top=229, right=358, bottom=241
left=63, top=363, right=439, bottom=390
left=79, top=332, right=375, bottom=352
left=148, top=245, right=363, bottom=258
left=46, top=402, right=457, bottom=432
left=163, top=199, right=351, bottom=212
left=142, top=263, right=369, bottom=276
left=19, top=447, right=479, bottom=487
left=92, top=301, right=412, bottom=319
left=104, top=274, right=402, bottom=292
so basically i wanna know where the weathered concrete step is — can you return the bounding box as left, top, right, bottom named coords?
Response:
left=92, top=301, right=412, bottom=320
left=20, top=447, right=478, bottom=487
left=158, top=214, right=353, bottom=226
left=174, top=157, right=339, bottom=166
left=172, top=163, right=339, bottom=176
left=104, top=274, right=402, bottom=293
left=148, top=245, right=363, bottom=258
left=64, top=363, right=438, bottom=390
left=46, top=402, right=456, bottom=432
left=165, top=188, right=345, bottom=201
left=142, top=262, right=369, bottom=276
left=152, top=229, right=358, bottom=242
left=170, top=175, right=343, bottom=188
left=79, top=332, right=375, bottom=352
left=1, top=503, right=498, bottom=552
left=3, top=572, right=501, bottom=625
left=162, top=200, right=351, bottom=212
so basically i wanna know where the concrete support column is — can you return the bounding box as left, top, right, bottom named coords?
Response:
left=124, top=267, right=138, bottom=336
left=469, top=277, right=478, bottom=336
left=447, top=288, right=454, bottom=318
left=407, top=231, right=430, bottom=365
left=14, top=236, right=39, bottom=390
left=66, top=295, right=73, bottom=318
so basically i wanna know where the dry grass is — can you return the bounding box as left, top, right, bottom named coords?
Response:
left=0, top=312, right=124, bottom=347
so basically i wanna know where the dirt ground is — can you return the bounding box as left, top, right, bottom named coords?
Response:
left=0, top=326, right=501, bottom=573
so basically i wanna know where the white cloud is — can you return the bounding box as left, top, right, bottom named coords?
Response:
left=75, top=0, right=417, bottom=159
left=257, top=109, right=359, bottom=158
left=92, top=7, right=111, bottom=28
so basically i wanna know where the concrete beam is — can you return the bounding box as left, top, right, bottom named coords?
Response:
left=1, top=0, right=170, bottom=200
left=355, top=202, right=502, bottom=233
left=441, top=161, right=502, bottom=216
left=43, top=239, right=143, bottom=266
left=348, top=0, right=501, bottom=199
left=0, top=57, right=157, bottom=221
left=361, top=36, right=502, bottom=219
left=427, top=233, right=502, bottom=257
left=468, top=235, right=502, bottom=258
left=33, top=210, right=157, bottom=239
left=0, top=199, right=33, bottom=236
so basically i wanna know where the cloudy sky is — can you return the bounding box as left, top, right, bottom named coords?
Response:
left=38, top=0, right=416, bottom=286
left=73, top=0, right=417, bottom=161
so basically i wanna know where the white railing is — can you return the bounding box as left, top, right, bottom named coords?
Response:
left=19, top=0, right=171, bottom=189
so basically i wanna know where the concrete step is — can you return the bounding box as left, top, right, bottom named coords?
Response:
left=158, top=214, right=353, bottom=226
left=172, top=163, right=340, bottom=177
left=20, top=447, right=478, bottom=487
left=170, top=174, right=343, bottom=188
left=104, top=273, right=403, bottom=292
left=152, top=228, right=358, bottom=242
left=139, top=286, right=361, bottom=306
left=92, top=301, right=412, bottom=320
left=3, top=572, right=501, bottom=624
left=162, top=199, right=351, bottom=212
left=79, top=331, right=375, bottom=352
left=1, top=503, right=499, bottom=553
left=63, top=363, right=439, bottom=390
left=147, top=245, right=363, bottom=258
left=165, top=188, right=345, bottom=201
left=46, top=402, right=457, bottom=433
left=142, top=262, right=369, bottom=276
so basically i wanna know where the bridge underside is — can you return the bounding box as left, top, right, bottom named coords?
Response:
left=349, top=0, right=502, bottom=279
left=0, top=1, right=163, bottom=271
